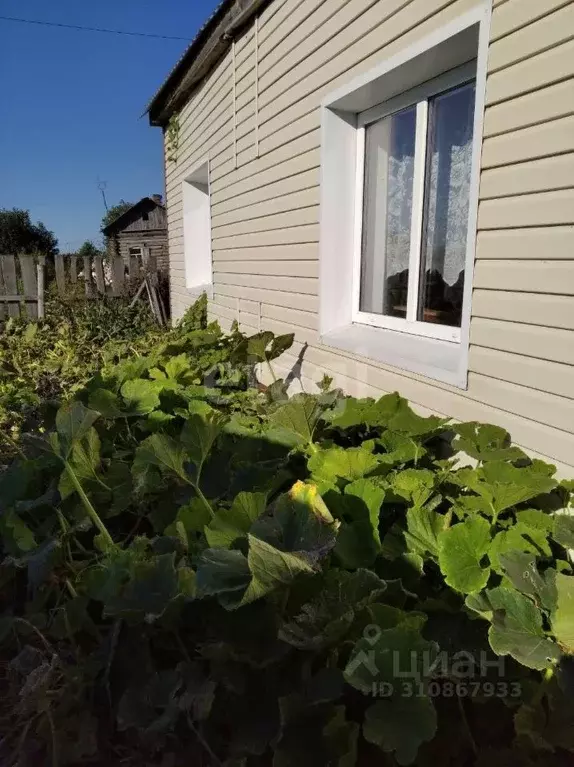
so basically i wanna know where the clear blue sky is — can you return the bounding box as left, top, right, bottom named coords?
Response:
left=0, top=0, right=221, bottom=252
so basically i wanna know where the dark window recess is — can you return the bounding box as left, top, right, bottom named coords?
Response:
left=142, top=212, right=149, bottom=221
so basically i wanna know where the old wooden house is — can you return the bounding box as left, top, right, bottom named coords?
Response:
left=102, top=195, right=168, bottom=271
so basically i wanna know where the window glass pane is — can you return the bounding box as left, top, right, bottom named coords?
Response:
left=360, top=106, right=416, bottom=318
left=418, top=82, right=476, bottom=328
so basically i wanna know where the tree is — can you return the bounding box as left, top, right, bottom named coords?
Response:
left=0, top=208, right=58, bottom=256
left=77, top=241, right=101, bottom=258
left=101, top=200, right=134, bottom=232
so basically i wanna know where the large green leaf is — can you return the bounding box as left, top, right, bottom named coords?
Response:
left=499, top=551, right=557, bottom=611
left=55, top=402, right=100, bottom=458
left=489, top=521, right=552, bottom=573
left=280, top=569, right=387, bottom=650
left=88, top=388, right=124, bottom=418
left=120, top=379, right=163, bottom=415
left=405, top=506, right=451, bottom=559
left=308, top=446, right=380, bottom=488
left=266, top=394, right=322, bottom=447
left=457, top=461, right=557, bottom=517
left=250, top=481, right=339, bottom=564
left=267, top=333, right=294, bottom=362
left=551, top=572, right=574, bottom=653
left=132, top=434, right=189, bottom=487
left=242, top=534, right=316, bottom=606
left=453, top=422, right=527, bottom=463
left=345, top=618, right=436, bottom=695
left=378, top=431, right=427, bottom=466
left=231, top=331, right=274, bottom=364
left=58, top=427, right=101, bottom=500
left=487, top=586, right=561, bottom=670
left=438, top=515, right=491, bottom=593
left=181, top=411, right=227, bottom=482
left=363, top=695, right=437, bottom=766
left=196, top=534, right=316, bottom=610
left=0, top=511, right=36, bottom=554
left=325, top=393, right=403, bottom=429
left=553, top=513, right=574, bottom=550
left=205, top=491, right=267, bottom=548
left=392, top=469, right=436, bottom=508
left=195, top=548, right=252, bottom=606
left=330, top=480, right=386, bottom=568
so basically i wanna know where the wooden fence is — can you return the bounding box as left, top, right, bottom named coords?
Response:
left=0, top=249, right=164, bottom=323
left=54, top=249, right=160, bottom=299
left=0, top=254, right=45, bottom=319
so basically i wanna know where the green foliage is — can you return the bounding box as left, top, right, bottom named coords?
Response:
left=101, top=199, right=135, bottom=232
left=0, top=295, right=573, bottom=766
left=0, top=207, right=58, bottom=256
left=166, top=114, right=181, bottom=163
left=77, top=240, right=102, bottom=259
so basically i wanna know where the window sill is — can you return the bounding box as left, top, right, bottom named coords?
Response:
left=320, top=322, right=468, bottom=389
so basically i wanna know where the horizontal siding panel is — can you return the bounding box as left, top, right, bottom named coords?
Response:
left=472, top=290, right=574, bottom=330
left=211, top=168, right=319, bottom=214
left=215, top=259, right=318, bottom=277
left=212, top=147, right=320, bottom=204
left=470, top=346, right=574, bottom=400
left=476, top=227, right=574, bottom=260
left=211, top=187, right=320, bottom=227
left=213, top=293, right=259, bottom=315
left=261, top=302, right=319, bottom=331
left=292, top=342, right=574, bottom=466
left=478, top=189, right=574, bottom=228
left=259, top=0, right=342, bottom=58
left=215, top=273, right=317, bottom=294
left=213, top=282, right=318, bottom=313
left=259, top=0, right=383, bottom=91
left=473, top=260, right=574, bottom=294
left=470, top=317, right=574, bottom=365
left=480, top=154, right=574, bottom=198
left=258, top=0, right=476, bottom=136
left=490, top=0, right=572, bottom=41
left=259, top=0, right=307, bottom=43
left=483, top=77, right=574, bottom=138
left=211, top=207, right=319, bottom=237
left=213, top=243, right=318, bottom=261
left=486, top=38, right=574, bottom=105
left=482, top=115, right=574, bottom=168
left=258, top=112, right=319, bottom=158
left=489, top=3, right=574, bottom=72
left=213, top=225, right=319, bottom=250
left=212, top=131, right=319, bottom=186
left=467, top=372, right=574, bottom=433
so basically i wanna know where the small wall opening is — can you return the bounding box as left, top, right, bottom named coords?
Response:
left=183, top=160, right=212, bottom=289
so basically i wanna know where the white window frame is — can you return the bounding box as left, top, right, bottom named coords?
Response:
left=182, top=157, right=213, bottom=293
left=351, top=62, right=477, bottom=344
left=318, top=4, right=491, bottom=389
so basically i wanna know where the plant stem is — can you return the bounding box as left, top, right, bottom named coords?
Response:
left=64, top=579, right=78, bottom=599
left=63, top=461, right=114, bottom=549
left=266, top=358, right=277, bottom=384
left=194, top=484, right=215, bottom=520
left=457, top=694, right=477, bottom=757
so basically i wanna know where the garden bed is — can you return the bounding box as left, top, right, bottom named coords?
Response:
left=0, top=295, right=573, bottom=766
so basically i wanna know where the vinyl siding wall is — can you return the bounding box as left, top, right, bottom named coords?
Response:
left=164, top=0, right=574, bottom=472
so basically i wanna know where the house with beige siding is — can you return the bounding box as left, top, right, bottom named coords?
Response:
left=148, top=0, right=574, bottom=473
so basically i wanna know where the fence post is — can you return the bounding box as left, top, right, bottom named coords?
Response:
left=69, top=255, right=78, bottom=283
left=111, top=255, right=124, bottom=296
left=83, top=256, right=93, bottom=297
left=54, top=255, right=66, bottom=296
left=36, top=255, right=46, bottom=319
left=18, top=254, right=37, bottom=319
left=2, top=255, right=19, bottom=318
left=94, top=255, right=105, bottom=294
